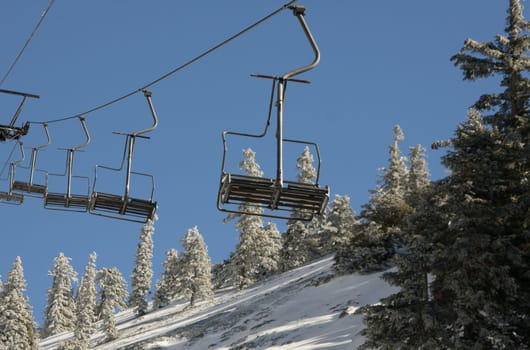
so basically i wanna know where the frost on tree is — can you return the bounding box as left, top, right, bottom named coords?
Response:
left=361, top=125, right=412, bottom=230
left=180, top=226, right=214, bottom=306
left=43, top=253, right=78, bottom=337
left=228, top=148, right=281, bottom=289
left=96, top=267, right=128, bottom=341
left=280, top=147, right=320, bottom=271
left=153, top=248, right=182, bottom=309
left=129, top=219, right=155, bottom=316
left=361, top=1, right=530, bottom=347
left=0, top=257, right=39, bottom=349
left=74, top=252, right=97, bottom=348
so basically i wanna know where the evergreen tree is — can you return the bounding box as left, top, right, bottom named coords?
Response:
left=0, top=257, right=39, bottom=349
left=179, top=226, right=214, bottom=306
left=229, top=148, right=280, bottom=289
left=406, top=144, right=430, bottom=208
left=361, top=125, right=412, bottom=230
left=129, top=219, right=155, bottom=316
left=424, top=0, right=530, bottom=345
left=74, top=252, right=97, bottom=349
left=322, top=194, right=357, bottom=255
left=153, top=249, right=182, bottom=309
left=280, top=220, right=310, bottom=272
left=43, top=253, right=78, bottom=337
left=280, top=147, right=319, bottom=271
left=257, top=221, right=282, bottom=277
left=96, top=268, right=128, bottom=341
left=361, top=184, right=449, bottom=349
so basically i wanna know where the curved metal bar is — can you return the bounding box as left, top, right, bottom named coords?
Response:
left=72, top=116, right=90, bottom=151
left=282, top=138, right=322, bottom=185
left=133, top=90, right=159, bottom=137
left=220, top=80, right=276, bottom=175
left=282, top=6, right=320, bottom=81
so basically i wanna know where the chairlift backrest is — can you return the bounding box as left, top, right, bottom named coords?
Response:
left=89, top=90, right=158, bottom=223
left=0, top=141, right=25, bottom=204
left=217, top=6, right=329, bottom=221
left=12, top=123, right=51, bottom=196
left=44, top=117, right=92, bottom=212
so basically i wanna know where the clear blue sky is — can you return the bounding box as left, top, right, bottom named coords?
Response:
left=0, top=0, right=513, bottom=325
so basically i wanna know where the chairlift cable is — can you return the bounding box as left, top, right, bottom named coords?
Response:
left=29, top=0, right=298, bottom=125
left=0, top=0, right=56, bottom=88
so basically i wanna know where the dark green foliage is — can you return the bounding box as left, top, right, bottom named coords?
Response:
left=362, top=2, right=530, bottom=348
left=334, top=222, right=394, bottom=274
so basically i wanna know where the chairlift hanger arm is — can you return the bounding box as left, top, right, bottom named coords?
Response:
left=0, top=89, right=40, bottom=99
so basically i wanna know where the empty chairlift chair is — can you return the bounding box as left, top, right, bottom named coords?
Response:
left=44, top=117, right=92, bottom=212
left=0, top=141, right=25, bottom=204
left=217, top=6, right=330, bottom=221
left=12, top=123, right=51, bottom=197
left=89, top=90, right=158, bottom=223
left=0, top=88, right=39, bottom=142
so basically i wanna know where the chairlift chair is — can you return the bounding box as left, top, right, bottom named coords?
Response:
left=44, top=117, right=92, bottom=212
left=217, top=6, right=330, bottom=221
left=0, top=88, right=39, bottom=141
left=89, top=90, right=158, bottom=223
left=0, top=141, right=25, bottom=204
left=12, top=123, right=51, bottom=197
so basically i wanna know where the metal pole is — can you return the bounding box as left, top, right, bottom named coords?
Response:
left=276, top=79, right=285, bottom=187
left=66, top=149, right=73, bottom=206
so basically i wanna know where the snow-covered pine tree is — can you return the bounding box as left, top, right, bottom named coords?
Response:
left=406, top=144, right=430, bottom=208
left=280, top=146, right=318, bottom=271
left=129, top=219, right=155, bottom=316
left=416, top=0, right=530, bottom=345
left=360, top=183, right=449, bottom=349
left=228, top=148, right=280, bottom=289
left=322, top=194, right=357, bottom=255
left=74, top=252, right=97, bottom=349
left=0, top=257, right=40, bottom=349
left=153, top=248, right=182, bottom=309
left=257, top=221, right=282, bottom=277
left=361, top=125, right=412, bottom=230
left=180, top=226, right=213, bottom=306
left=96, top=267, right=128, bottom=341
left=43, top=253, right=78, bottom=337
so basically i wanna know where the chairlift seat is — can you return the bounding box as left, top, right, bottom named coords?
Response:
left=219, top=173, right=329, bottom=219
left=44, top=192, right=91, bottom=210
left=91, top=191, right=157, bottom=222
left=12, top=180, right=47, bottom=196
left=0, top=191, right=24, bottom=204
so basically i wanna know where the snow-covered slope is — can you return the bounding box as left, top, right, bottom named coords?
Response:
left=40, top=256, right=397, bottom=350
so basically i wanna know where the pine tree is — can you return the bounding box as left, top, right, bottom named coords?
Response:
left=406, top=144, right=430, bottom=208
left=361, top=125, right=412, bottom=230
left=418, top=1, right=530, bottom=345
left=361, top=183, right=450, bottom=349
left=229, top=148, right=280, bottom=289
left=179, top=226, right=214, bottom=306
left=0, top=257, right=39, bottom=349
left=74, top=252, right=97, bottom=349
left=322, top=194, right=357, bottom=255
left=96, top=268, right=128, bottom=341
left=129, top=219, right=155, bottom=316
left=43, top=253, right=78, bottom=337
left=153, top=249, right=182, bottom=309
left=280, top=147, right=319, bottom=271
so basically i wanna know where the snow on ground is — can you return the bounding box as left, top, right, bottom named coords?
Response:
left=40, top=256, right=398, bottom=349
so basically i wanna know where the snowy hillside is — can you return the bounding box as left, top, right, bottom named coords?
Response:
left=40, top=256, right=397, bottom=350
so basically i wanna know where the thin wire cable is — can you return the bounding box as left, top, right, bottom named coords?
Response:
left=0, top=0, right=56, bottom=88
left=31, top=0, right=297, bottom=125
